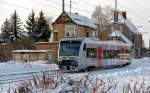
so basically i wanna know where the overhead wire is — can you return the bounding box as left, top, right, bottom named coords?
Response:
left=116, top=0, right=150, bottom=29
left=30, top=0, right=61, bottom=16
left=127, top=0, right=150, bottom=19
left=78, top=0, right=95, bottom=7
left=1, top=0, right=149, bottom=26
left=45, top=0, right=92, bottom=14
left=109, top=0, right=149, bottom=21
left=109, top=0, right=150, bottom=32
left=30, top=0, right=61, bottom=10
left=0, top=1, right=59, bottom=16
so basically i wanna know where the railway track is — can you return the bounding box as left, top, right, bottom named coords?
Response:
left=0, top=70, right=69, bottom=85
left=0, top=65, right=130, bottom=85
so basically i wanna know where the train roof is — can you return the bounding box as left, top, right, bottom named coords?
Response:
left=88, top=40, right=131, bottom=47
left=60, top=38, right=131, bottom=48
left=83, top=38, right=131, bottom=47
left=60, top=38, right=99, bottom=41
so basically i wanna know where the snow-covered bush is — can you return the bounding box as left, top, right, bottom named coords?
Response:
left=11, top=73, right=117, bottom=93
left=123, top=78, right=150, bottom=93
left=5, top=73, right=150, bottom=93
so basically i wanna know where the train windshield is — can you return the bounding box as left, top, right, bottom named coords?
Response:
left=60, top=40, right=81, bottom=56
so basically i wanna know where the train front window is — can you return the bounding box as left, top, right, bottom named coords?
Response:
left=60, top=41, right=81, bottom=56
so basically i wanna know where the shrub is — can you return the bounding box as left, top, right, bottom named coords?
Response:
left=0, top=38, right=34, bottom=61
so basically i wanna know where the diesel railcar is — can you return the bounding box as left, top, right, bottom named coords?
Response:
left=58, top=38, right=132, bottom=71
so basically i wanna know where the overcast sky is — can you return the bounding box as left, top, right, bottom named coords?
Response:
left=0, top=0, right=150, bottom=47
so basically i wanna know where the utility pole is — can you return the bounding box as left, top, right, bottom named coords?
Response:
left=114, top=0, right=118, bottom=22
left=148, top=21, right=150, bottom=58
left=115, top=0, right=117, bottom=11
left=149, top=38, right=150, bottom=58
left=70, top=0, right=72, bottom=13
left=62, top=0, right=65, bottom=12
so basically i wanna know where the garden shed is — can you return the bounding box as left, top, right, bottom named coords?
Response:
left=12, top=50, right=55, bottom=62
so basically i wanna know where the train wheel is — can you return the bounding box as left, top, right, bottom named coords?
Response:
left=86, top=67, right=91, bottom=71
left=79, top=69, right=85, bottom=72
left=86, top=66, right=96, bottom=71
left=106, top=66, right=112, bottom=69
left=125, top=62, right=131, bottom=65
left=66, top=66, right=70, bottom=70
left=115, top=65, right=122, bottom=68
left=122, top=64, right=127, bottom=67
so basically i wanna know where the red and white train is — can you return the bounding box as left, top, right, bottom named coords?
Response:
left=58, top=38, right=132, bottom=71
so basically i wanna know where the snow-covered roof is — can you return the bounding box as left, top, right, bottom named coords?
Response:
left=109, top=30, right=133, bottom=46
left=12, top=50, right=54, bottom=53
left=116, top=16, right=141, bottom=34
left=65, top=12, right=97, bottom=29
left=35, top=41, right=59, bottom=45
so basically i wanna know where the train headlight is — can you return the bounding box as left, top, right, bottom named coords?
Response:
left=59, top=57, right=62, bottom=61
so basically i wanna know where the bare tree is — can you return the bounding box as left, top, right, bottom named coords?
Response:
left=46, top=16, right=53, bottom=25
left=92, top=5, right=114, bottom=32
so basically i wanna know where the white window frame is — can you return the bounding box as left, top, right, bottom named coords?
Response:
left=86, top=31, right=96, bottom=38
left=65, top=25, right=79, bottom=37
left=120, top=25, right=123, bottom=31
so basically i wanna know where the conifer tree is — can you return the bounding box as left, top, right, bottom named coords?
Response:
left=33, top=10, right=51, bottom=42
left=9, top=10, right=24, bottom=41
left=1, top=18, right=11, bottom=42
left=25, top=10, right=36, bottom=37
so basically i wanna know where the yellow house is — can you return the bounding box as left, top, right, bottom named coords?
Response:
left=35, top=12, right=97, bottom=62
left=52, top=11, right=97, bottom=41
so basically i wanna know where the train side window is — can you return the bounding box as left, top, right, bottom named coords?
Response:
left=103, top=50, right=120, bottom=59
left=103, top=50, right=107, bottom=59
left=87, top=48, right=97, bottom=58
left=108, top=50, right=117, bottom=58
left=116, top=50, right=120, bottom=58
left=83, top=44, right=86, bottom=51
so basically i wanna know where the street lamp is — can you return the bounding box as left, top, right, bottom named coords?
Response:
left=148, top=21, right=150, bottom=58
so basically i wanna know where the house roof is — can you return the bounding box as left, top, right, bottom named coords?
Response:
left=114, top=16, right=142, bottom=34
left=109, top=30, right=133, bottom=46
left=54, top=11, right=97, bottom=29
left=35, top=41, right=59, bottom=45
left=12, top=50, right=54, bottom=53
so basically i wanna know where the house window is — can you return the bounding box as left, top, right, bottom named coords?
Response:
left=86, top=32, right=92, bottom=37
left=120, top=25, right=123, bottom=31
left=54, top=32, right=58, bottom=41
left=92, top=31, right=97, bottom=37
left=111, top=26, right=114, bottom=31
left=65, top=25, right=79, bottom=37
left=86, top=31, right=96, bottom=37
left=86, top=32, right=89, bottom=37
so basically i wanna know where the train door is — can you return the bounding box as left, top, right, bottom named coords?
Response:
left=120, top=48, right=126, bottom=64
left=97, top=46, right=103, bottom=67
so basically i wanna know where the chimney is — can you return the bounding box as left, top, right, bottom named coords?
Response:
left=114, top=11, right=119, bottom=22
left=122, top=11, right=127, bottom=19
left=75, top=13, right=79, bottom=15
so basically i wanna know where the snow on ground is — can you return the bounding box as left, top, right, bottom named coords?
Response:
left=60, top=57, right=150, bottom=93
left=0, top=60, right=59, bottom=93
left=0, top=60, right=59, bottom=75
left=0, top=57, right=150, bottom=93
